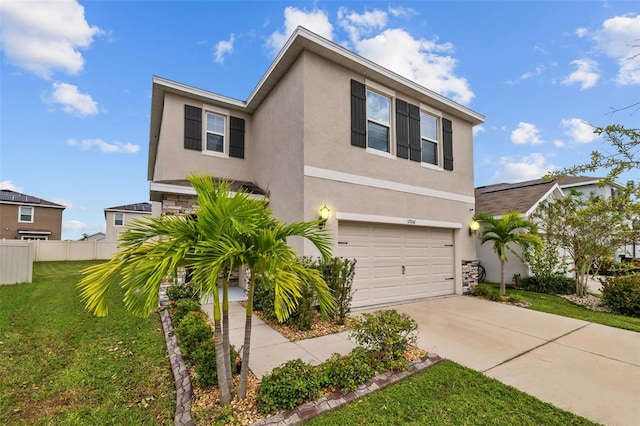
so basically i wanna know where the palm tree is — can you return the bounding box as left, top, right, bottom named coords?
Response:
left=474, top=211, right=541, bottom=296
left=78, top=174, right=335, bottom=404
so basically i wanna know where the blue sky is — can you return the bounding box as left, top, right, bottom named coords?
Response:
left=1, top=1, right=638, bottom=240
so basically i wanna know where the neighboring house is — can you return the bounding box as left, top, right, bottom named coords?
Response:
left=79, top=232, right=106, bottom=242
left=474, top=176, right=625, bottom=283
left=0, top=190, right=65, bottom=240
left=147, top=27, right=485, bottom=309
left=104, top=202, right=152, bottom=242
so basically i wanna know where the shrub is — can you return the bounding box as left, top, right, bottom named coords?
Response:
left=314, top=257, right=356, bottom=325
left=166, top=283, right=200, bottom=302
left=169, top=299, right=202, bottom=327
left=319, top=347, right=375, bottom=391
left=601, top=274, right=640, bottom=317
left=349, top=309, right=418, bottom=369
left=286, top=280, right=315, bottom=331
left=252, top=278, right=277, bottom=321
left=256, top=359, right=323, bottom=413
left=174, top=311, right=213, bottom=360
left=469, top=283, right=493, bottom=298
left=514, top=274, right=575, bottom=295
left=191, top=340, right=241, bottom=388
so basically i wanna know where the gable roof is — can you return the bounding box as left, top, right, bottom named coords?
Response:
left=474, top=176, right=621, bottom=217
left=148, top=26, right=485, bottom=180
left=0, top=190, right=65, bottom=209
left=104, top=202, right=152, bottom=214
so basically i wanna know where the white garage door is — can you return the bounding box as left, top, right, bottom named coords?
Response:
left=336, top=221, right=455, bottom=308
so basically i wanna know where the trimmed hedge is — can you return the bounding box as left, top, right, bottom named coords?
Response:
left=514, top=274, right=575, bottom=295
left=601, top=274, right=640, bottom=317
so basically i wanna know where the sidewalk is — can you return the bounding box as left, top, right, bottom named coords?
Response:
left=201, top=301, right=357, bottom=378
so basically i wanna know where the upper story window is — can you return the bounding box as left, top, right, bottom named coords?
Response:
left=184, top=105, right=245, bottom=159
left=206, top=113, right=225, bottom=153
left=420, top=113, right=439, bottom=166
left=366, top=90, right=391, bottom=153
left=19, top=206, right=34, bottom=223
left=114, top=212, right=124, bottom=226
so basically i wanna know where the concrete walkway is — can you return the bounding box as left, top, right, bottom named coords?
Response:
left=202, top=296, right=640, bottom=426
left=388, top=296, right=640, bottom=426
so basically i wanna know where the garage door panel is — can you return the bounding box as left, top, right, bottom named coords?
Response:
left=337, top=221, right=455, bottom=308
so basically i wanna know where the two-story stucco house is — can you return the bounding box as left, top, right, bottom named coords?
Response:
left=148, top=27, right=485, bottom=309
left=0, top=190, right=65, bottom=240
left=104, top=202, right=152, bottom=242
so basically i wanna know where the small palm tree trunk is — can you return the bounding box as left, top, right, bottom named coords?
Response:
left=500, top=260, right=506, bottom=296
left=214, top=319, right=231, bottom=405
left=221, top=276, right=232, bottom=397
left=238, top=277, right=255, bottom=399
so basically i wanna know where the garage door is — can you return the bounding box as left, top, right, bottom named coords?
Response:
left=336, top=221, right=455, bottom=308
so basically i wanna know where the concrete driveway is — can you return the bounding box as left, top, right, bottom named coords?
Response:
left=390, top=296, right=640, bottom=426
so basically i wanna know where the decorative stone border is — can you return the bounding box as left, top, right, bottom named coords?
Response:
left=159, top=284, right=195, bottom=426
left=249, top=354, right=443, bottom=426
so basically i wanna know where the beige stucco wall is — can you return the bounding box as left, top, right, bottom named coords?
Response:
left=0, top=205, right=63, bottom=240
left=104, top=211, right=151, bottom=242
left=153, top=92, right=252, bottom=183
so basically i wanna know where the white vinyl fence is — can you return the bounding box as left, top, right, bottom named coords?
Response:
left=1, top=241, right=34, bottom=284
left=0, top=240, right=120, bottom=285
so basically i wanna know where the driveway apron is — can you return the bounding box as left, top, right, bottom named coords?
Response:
left=389, top=296, right=640, bottom=426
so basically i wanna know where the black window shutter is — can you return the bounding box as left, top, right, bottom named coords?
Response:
left=443, top=118, right=454, bottom=170
left=395, top=99, right=409, bottom=159
left=350, top=80, right=366, bottom=148
left=229, top=116, right=245, bottom=159
left=408, top=104, right=421, bottom=162
left=184, top=105, right=202, bottom=151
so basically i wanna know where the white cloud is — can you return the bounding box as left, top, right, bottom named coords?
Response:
left=338, top=7, right=387, bottom=46
left=0, top=0, right=102, bottom=79
left=554, top=139, right=566, bottom=148
left=562, top=59, right=600, bottom=89
left=560, top=118, right=599, bottom=143
left=520, top=65, right=544, bottom=80
left=592, top=14, right=640, bottom=85
left=63, top=220, right=88, bottom=232
left=575, top=27, right=589, bottom=38
left=266, top=7, right=333, bottom=55
left=0, top=180, right=22, bottom=191
left=388, top=6, right=417, bottom=18
left=353, top=28, right=474, bottom=104
left=43, top=82, right=98, bottom=116
left=67, top=138, right=140, bottom=154
left=511, top=122, right=543, bottom=145
left=214, top=33, right=235, bottom=64
left=492, top=153, right=556, bottom=183
left=472, top=125, right=486, bottom=136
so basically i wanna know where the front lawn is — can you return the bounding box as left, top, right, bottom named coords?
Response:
left=0, top=261, right=175, bottom=425
left=482, top=283, right=640, bottom=333
left=307, top=360, right=595, bottom=425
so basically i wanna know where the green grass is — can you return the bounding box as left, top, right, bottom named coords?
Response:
left=484, top=282, right=640, bottom=332
left=307, top=360, right=596, bottom=425
left=0, top=261, right=175, bottom=425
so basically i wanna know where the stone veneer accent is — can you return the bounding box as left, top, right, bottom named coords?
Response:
left=161, top=194, right=198, bottom=216
left=159, top=284, right=195, bottom=426
left=462, top=259, right=479, bottom=293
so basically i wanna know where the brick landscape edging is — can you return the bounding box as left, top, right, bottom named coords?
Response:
left=159, top=285, right=195, bottom=426
left=249, top=353, right=443, bottom=426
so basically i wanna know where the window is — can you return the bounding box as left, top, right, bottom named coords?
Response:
left=114, top=212, right=124, bottom=226
left=420, top=113, right=439, bottom=166
left=206, top=112, right=225, bottom=153
left=19, top=206, right=33, bottom=223
left=366, top=90, right=390, bottom=153
left=184, top=105, right=245, bottom=158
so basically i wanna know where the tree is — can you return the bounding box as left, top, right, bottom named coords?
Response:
left=551, top=125, right=640, bottom=199
left=531, top=190, right=640, bottom=297
left=77, top=174, right=335, bottom=405
left=474, top=211, right=541, bottom=296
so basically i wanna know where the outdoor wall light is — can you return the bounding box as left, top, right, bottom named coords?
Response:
left=319, top=204, right=331, bottom=228
left=469, top=220, right=480, bottom=236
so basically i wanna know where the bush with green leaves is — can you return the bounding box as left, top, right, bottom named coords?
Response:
left=252, top=277, right=277, bottom=321
left=256, top=359, right=323, bottom=413
left=310, top=256, right=356, bottom=325
left=169, top=299, right=202, bottom=327
left=318, top=347, right=375, bottom=391
left=469, top=283, right=502, bottom=301
left=166, top=283, right=200, bottom=302
left=191, top=340, right=241, bottom=388
left=513, top=274, right=575, bottom=295
left=601, top=274, right=640, bottom=317
left=349, top=309, right=418, bottom=369
left=174, top=311, right=213, bottom=360
left=285, top=280, right=314, bottom=331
